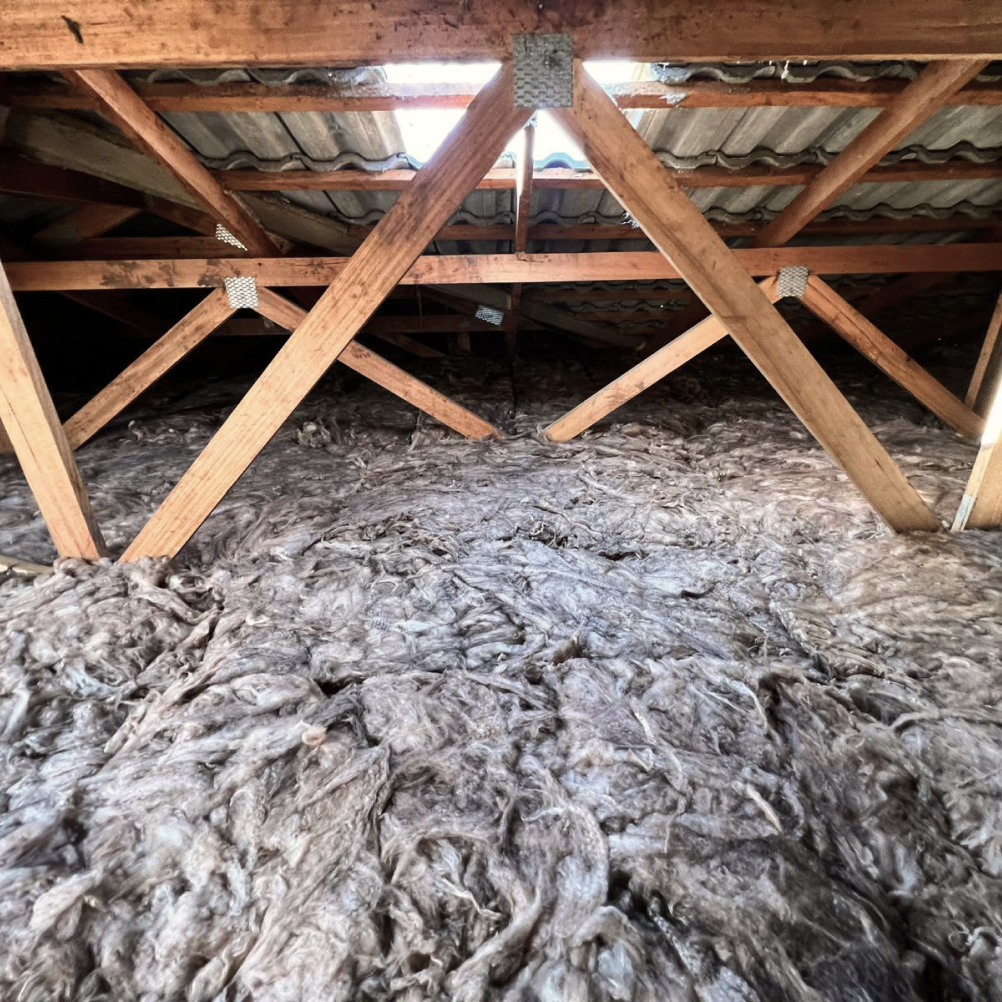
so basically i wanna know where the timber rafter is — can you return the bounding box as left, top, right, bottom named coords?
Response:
left=4, top=23, right=1001, bottom=557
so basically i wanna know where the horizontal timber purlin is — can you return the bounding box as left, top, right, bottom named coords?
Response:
left=57, top=214, right=1002, bottom=259
left=215, top=160, right=1002, bottom=193
left=6, top=78, right=1002, bottom=113
left=2, top=0, right=1001, bottom=69
left=10, top=245, right=1002, bottom=291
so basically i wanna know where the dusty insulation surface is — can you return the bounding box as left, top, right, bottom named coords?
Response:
left=1, top=348, right=1001, bottom=1002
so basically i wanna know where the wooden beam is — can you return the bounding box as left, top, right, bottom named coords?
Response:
left=146, top=304, right=455, bottom=354
left=121, top=66, right=532, bottom=560
left=7, top=77, right=1002, bottom=114
left=0, top=258, right=106, bottom=558
left=555, top=61, right=939, bottom=532
left=547, top=278, right=780, bottom=441
left=525, top=214, right=1002, bottom=242
left=527, top=288, right=692, bottom=303
left=848, top=271, right=955, bottom=320
left=367, top=331, right=443, bottom=358
left=253, top=290, right=498, bottom=437
left=11, top=243, right=1002, bottom=293
left=215, top=159, right=1002, bottom=193
left=3, top=0, right=1001, bottom=69
left=0, top=150, right=151, bottom=207
left=32, top=204, right=141, bottom=245
left=504, top=286, right=522, bottom=360
left=849, top=225, right=1002, bottom=322
left=799, top=275, right=983, bottom=438
left=65, top=70, right=280, bottom=257
left=514, top=124, right=535, bottom=256
left=67, top=237, right=252, bottom=260
left=423, top=285, right=640, bottom=349
left=953, top=387, right=1002, bottom=530
left=0, top=228, right=167, bottom=337
left=753, top=60, right=989, bottom=247
left=61, top=215, right=981, bottom=251
left=63, top=289, right=236, bottom=450
left=507, top=122, right=536, bottom=358
left=0, top=143, right=223, bottom=242
left=641, top=298, right=711, bottom=354
left=59, top=291, right=164, bottom=337
left=967, top=285, right=1002, bottom=413
left=47, top=212, right=1002, bottom=261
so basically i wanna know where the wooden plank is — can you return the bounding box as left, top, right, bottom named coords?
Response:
left=253, top=290, right=497, bottom=437
left=0, top=228, right=166, bottom=337
left=527, top=288, right=692, bottom=304
left=514, top=124, right=535, bottom=256
left=7, top=78, right=1002, bottom=114
left=367, top=331, right=444, bottom=358
left=524, top=215, right=1002, bottom=242
left=63, top=289, right=236, bottom=450
left=504, top=286, right=522, bottom=359
left=32, top=204, right=141, bottom=245
left=800, top=275, right=983, bottom=438
left=966, top=285, right=1002, bottom=413
left=953, top=381, right=1002, bottom=530
left=60, top=291, right=164, bottom=337
left=547, top=278, right=780, bottom=441
left=0, top=258, right=106, bottom=558
left=555, top=61, right=939, bottom=532
left=0, top=149, right=151, bottom=207
left=423, top=285, right=639, bottom=349
left=68, top=237, right=252, bottom=260
left=4, top=0, right=1002, bottom=69
left=753, top=60, right=989, bottom=247
left=65, top=70, right=280, bottom=257
left=641, top=298, right=710, bottom=354
left=215, top=159, right=1002, bottom=193
left=12, top=243, right=1002, bottom=292
left=507, top=122, right=536, bottom=358
left=849, top=225, right=1002, bottom=322
left=210, top=317, right=454, bottom=354
left=143, top=200, right=220, bottom=238
left=27, top=204, right=170, bottom=337
left=121, top=66, right=532, bottom=560
left=51, top=212, right=1002, bottom=260
left=848, top=271, right=955, bottom=320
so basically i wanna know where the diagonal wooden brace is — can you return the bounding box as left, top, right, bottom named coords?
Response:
left=63, top=289, right=237, bottom=450
left=253, top=289, right=500, bottom=439
left=121, top=65, right=533, bottom=560
left=798, top=275, right=983, bottom=439
left=953, top=391, right=1002, bottom=530
left=0, top=259, right=106, bottom=558
left=552, top=61, right=939, bottom=533
left=547, top=277, right=780, bottom=441
left=61, top=288, right=501, bottom=453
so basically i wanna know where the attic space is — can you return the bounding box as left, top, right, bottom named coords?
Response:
left=2, top=9, right=1002, bottom=1002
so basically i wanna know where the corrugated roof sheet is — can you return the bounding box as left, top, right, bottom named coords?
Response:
left=3, top=59, right=1001, bottom=262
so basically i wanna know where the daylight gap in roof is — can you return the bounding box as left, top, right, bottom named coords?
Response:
left=380, top=60, right=647, bottom=166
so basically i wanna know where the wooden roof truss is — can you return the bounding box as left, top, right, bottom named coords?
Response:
left=2, top=4, right=1002, bottom=559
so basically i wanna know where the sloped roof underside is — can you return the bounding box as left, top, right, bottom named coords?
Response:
left=126, top=59, right=1002, bottom=256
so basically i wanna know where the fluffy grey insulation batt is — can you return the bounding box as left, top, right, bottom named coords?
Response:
left=0, top=352, right=1001, bottom=1002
